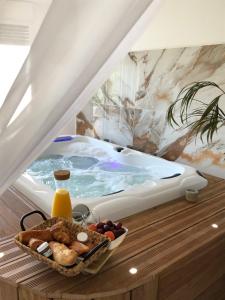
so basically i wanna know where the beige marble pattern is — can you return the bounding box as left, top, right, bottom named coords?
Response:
left=77, top=44, right=225, bottom=179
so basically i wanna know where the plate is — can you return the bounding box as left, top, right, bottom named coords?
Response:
left=108, top=227, right=128, bottom=250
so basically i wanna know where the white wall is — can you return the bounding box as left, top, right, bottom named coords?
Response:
left=132, top=0, right=225, bottom=51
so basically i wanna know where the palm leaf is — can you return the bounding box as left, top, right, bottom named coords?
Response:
left=166, top=81, right=225, bottom=143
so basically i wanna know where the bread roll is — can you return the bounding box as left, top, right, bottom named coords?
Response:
left=49, top=241, right=78, bottom=266
left=18, top=229, right=52, bottom=245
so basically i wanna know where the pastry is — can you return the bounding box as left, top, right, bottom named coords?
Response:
left=28, top=238, right=45, bottom=251
left=18, top=229, right=52, bottom=245
left=50, top=221, right=72, bottom=245
left=49, top=241, right=78, bottom=266
left=69, top=241, right=90, bottom=255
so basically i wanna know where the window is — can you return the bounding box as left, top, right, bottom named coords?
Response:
left=0, top=44, right=30, bottom=110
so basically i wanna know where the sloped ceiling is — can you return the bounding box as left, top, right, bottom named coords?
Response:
left=133, top=0, right=225, bottom=50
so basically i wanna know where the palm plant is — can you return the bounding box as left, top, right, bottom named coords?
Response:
left=167, top=81, right=225, bottom=143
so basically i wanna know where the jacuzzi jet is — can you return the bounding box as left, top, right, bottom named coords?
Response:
left=114, top=146, right=124, bottom=152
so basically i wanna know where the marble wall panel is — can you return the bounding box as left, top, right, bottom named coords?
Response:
left=77, top=44, right=225, bottom=178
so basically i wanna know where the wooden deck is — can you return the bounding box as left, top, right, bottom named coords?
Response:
left=0, top=175, right=225, bottom=299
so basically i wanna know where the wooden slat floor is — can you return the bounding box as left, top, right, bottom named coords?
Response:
left=0, top=175, right=225, bottom=299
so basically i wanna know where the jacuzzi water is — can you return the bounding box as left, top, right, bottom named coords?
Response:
left=15, top=135, right=208, bottom=221
left=27, top=153, right=158, bottom=199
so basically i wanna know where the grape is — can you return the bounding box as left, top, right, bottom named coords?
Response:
left=106, top=220, right=113, bottom=227
left=113, top=230, right=120, bottom=238
left=115, top=222, right=122, bottom=230
left=103, top=224, right=110, bottom=232
left=97, top=220, right=125, bottom=238
left=116, top=228, right=126, bottom=237
left=97, top=222, right=105, bottom=229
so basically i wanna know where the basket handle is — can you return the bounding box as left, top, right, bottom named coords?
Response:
left=20, top=210, right=47, bottom=231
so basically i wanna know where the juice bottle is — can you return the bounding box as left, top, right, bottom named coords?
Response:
left=51, top=170, right=72, bottom=221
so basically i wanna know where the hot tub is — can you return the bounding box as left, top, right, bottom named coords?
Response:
left=15, top=135, right=208, bottom=221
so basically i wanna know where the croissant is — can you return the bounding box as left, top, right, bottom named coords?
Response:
left=69, top=241, right=90, bottom=255
left=18, top=229, right=52, bottom=245
left=49, top=241, right=78, bottom=266
left=50, top=221, right=72, bottom=245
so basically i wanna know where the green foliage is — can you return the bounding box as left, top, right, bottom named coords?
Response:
left=167, top=81, right=225, bottom=143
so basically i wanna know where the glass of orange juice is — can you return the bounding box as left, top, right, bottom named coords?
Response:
left=51, top=170, right=72, bottom=222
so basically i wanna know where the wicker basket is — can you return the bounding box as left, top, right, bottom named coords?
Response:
left=14, top=212, right=109, bottom=277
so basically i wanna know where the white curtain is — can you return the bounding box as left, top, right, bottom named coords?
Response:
left=0, top=0, right=161, bottom=194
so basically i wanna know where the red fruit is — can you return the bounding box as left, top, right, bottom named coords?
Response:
left=104, top=231, right=115, bottom=240
left=88, top=224, right=97, bottom=232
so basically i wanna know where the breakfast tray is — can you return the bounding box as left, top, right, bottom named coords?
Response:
left=14, top=211, right=109, bottom=277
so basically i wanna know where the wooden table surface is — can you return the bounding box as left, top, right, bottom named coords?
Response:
left=0, top=175, right=225, bottom=300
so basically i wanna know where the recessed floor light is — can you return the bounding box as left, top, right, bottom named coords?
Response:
left=211, top=223, right=218, bottom=229
left=129, top=267, right=137, bottom=274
